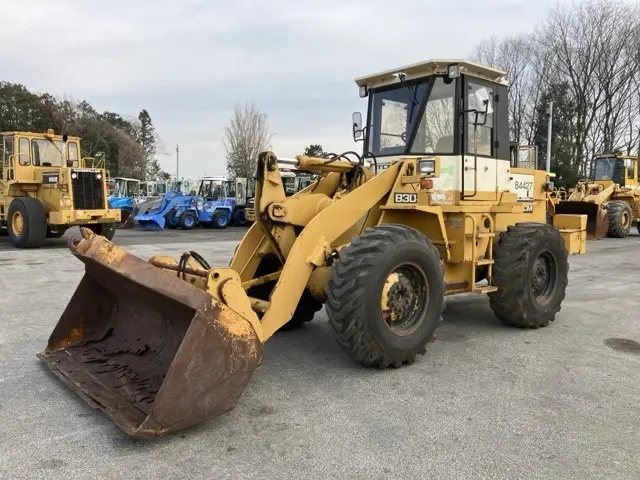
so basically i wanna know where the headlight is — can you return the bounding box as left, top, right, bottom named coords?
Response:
left=71, top=172, right=77, bottom=179
left=419, top=160, right=435, bottom=174
left=96, top=173, right=102, bottom=180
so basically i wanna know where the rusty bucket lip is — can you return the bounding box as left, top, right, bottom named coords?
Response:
left=40, top=230, right=265, bottom=439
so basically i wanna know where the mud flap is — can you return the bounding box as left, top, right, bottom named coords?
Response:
left=37, top=229, right=263, bottom=438
left=554, top=201, right=608, bottom=240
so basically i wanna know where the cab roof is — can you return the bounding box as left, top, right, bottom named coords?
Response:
left=354, top=59, right=508, bottom=90
left=198, top=176, right=228, bottom=181
left=1, top=131, right=81, bottom=141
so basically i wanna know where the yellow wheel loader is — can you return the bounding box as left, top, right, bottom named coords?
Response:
left=0, top=130, right=121, bottom=247
left=37, top=60, right=587, bottom=438
left=554, top=153, right=640, bottom=239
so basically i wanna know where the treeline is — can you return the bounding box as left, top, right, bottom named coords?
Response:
left=472, top=0, right=640, bottom=186
left=0, top=82, right=168, bottom=180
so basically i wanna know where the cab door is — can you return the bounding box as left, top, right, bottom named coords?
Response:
left=2, top=135, right=14, bottom=181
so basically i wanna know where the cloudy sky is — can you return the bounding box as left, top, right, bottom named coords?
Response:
left=0, top=0, right=597, bottom=178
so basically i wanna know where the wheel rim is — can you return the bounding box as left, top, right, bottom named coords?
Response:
left=185, top=215, right=194, bottom=227
left=11, top=211, right=24, bottom=235
left=621, top=211, right=630, bottom=229
left=531, top=251, right=558, bottom=303
left=380, top=263, right=428, bottom=336
left=218, top=215, right=227, bottom=226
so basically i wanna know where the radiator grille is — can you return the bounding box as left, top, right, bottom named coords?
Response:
left=72, top=170, right=105, bottom=210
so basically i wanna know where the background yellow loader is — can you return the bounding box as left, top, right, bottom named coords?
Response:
left=554, top=153, right=640, bottom=239
left=38, top=59, right=586, bottom=438
left=0, top=129, right=121, bottom=247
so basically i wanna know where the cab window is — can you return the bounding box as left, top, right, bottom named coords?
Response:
left=466, top=82, right=494, bottom=157
left=68, top=142, right=79, bottom=166
left=2, top=136, right=13, bottom=169
left=18, top=138, right=31, bottom=166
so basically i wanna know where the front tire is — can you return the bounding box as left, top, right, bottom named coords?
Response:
left=178, top=210, right=198, bottom=230
left=606, top=200, right=632, bottom=238
left=7, top=197, right=47, bottom=248
left=165, top=210, right=179, bottom=229
left=326, top=224, right=444, bottom=368
left=247, top=255, right=323, bottom=331
left=489, top=223, right=568, bottom=328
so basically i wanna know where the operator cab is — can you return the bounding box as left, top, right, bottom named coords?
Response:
left=197, top=176, right=229, bottom=201
left=591, top=154, right=637, bottom=187
left=351, top=60, right=510, bottom=202
left=1, top=129, right=81, bottom=181
left=109, top=177, right=141, bottom=198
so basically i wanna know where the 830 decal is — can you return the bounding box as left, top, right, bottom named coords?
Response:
left=394, top=193, right=417, bottom=203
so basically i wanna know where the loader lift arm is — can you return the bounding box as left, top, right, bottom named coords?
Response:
left=225, top=151, right=402, bottom=339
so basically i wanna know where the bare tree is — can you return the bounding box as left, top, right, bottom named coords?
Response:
left=535, top=0, right=640, bottom=174
left=223, top=102, right=273, bottom=178
left=473, top=34, right=541, bottom=144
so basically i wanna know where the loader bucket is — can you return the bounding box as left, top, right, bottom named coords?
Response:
left=120, top=205, right=139, bottom=229
left=554, top=201, right=608, bottom=240
left=37, top=229, right=263, bottom=438
left=134, top=212, right=165, bottom=230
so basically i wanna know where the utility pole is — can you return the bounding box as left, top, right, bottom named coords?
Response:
left=176, top=144, right=180, bottom=180
left=545, top=101, right=553, bottom=173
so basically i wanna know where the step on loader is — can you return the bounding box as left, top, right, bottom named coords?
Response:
left=37, top=59, right=587, bottom=438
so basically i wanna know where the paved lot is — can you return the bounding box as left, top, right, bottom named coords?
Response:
left=1, top=227, right=639, bottom=480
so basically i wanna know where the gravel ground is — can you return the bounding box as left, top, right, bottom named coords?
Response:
left=0, top=227, right=639, bottom=480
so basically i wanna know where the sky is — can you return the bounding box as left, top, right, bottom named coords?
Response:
left=0, top=0, right=594, bottom=178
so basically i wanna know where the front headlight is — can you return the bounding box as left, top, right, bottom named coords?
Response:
left=419, top=160, right=435, bottom=174
left=71, top=172, right=77, bottom=179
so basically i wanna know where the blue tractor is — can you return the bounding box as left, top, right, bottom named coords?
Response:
left=107, top=177, right=141, bottom=228
left=133, top=177, right=237, bottom=230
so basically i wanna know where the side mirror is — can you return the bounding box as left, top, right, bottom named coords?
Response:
left=352, top=112, right=363, bottom=142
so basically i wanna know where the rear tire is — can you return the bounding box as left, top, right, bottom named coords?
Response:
left=606, top=200, right=632, bottom=238
left=213, top=211, right=230, bottom=229
left=489, top=222, right=568, bottom=328
left=231, top=208, right=247, bottom=226
left=178, top=210, right=197, bottom=230
left=326, top=224, right=444, bottom=368
left=7, top=197, right=47, bottom=248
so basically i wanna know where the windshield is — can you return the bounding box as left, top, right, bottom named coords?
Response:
left=127, top=181, right=140, bottom=195
left=367, top=76, right=457, bottom=157
left=283, top=177, right=297, bottom=196
left=199, top=180, right=227, bottom=200
left=593, top=157, right=623, bottom=182
left=32, top=139, right=64, bottom=167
